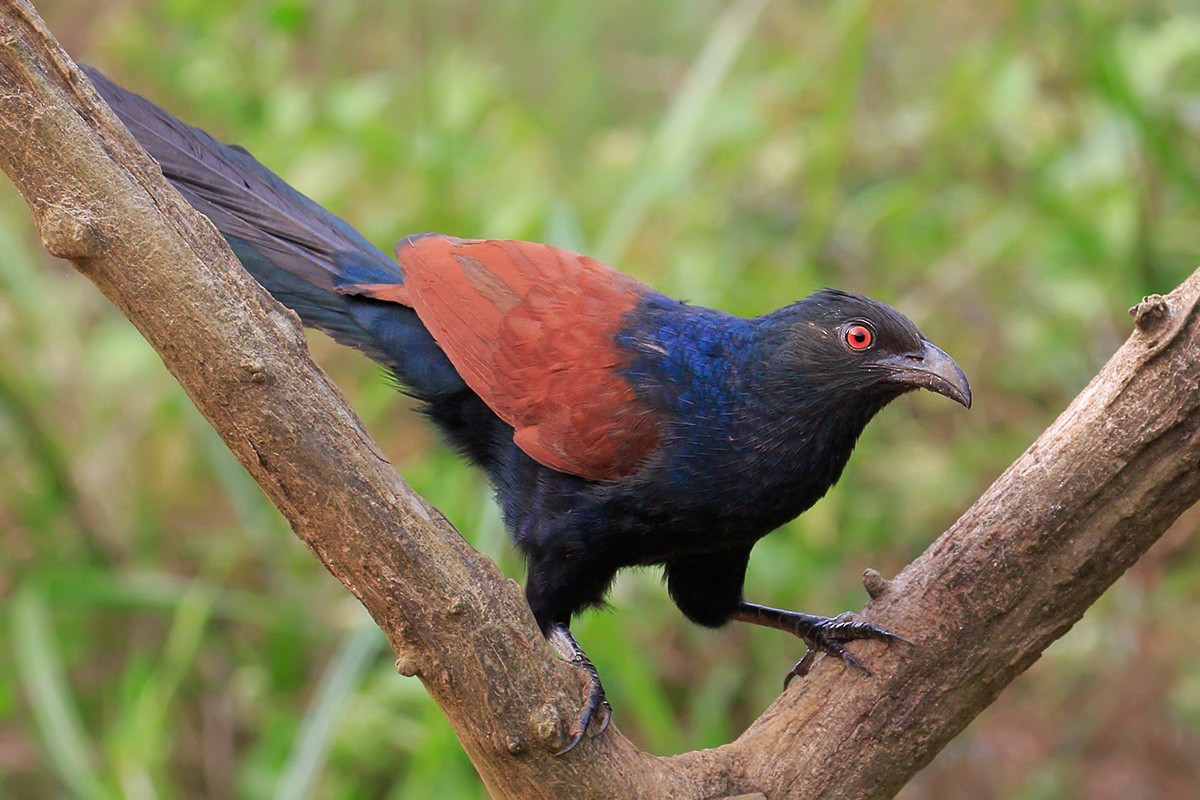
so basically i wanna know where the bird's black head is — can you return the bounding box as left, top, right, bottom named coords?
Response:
left=761, top=289, right=971, bottom=411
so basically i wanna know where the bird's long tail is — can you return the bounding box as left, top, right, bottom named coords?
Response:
left=84, top=66, right=463, bottom=401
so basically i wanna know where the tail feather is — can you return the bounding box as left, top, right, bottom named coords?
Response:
left=84, top=66, right=464, bottom=400
left=85, top=66, right=398, bottom=291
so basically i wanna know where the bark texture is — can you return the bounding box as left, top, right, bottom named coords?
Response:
left=1, top=2, right=1197, bottom=797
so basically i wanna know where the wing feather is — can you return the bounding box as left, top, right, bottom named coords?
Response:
left=343, top=234, right=661, bottom=479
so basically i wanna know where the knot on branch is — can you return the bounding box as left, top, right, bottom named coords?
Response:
left=394, top=651, right=428, bottom=678
left=240, top=359, right=267, bottom=383
left=530, top=703, right=567, bottom=751
left=863, top=568, right=893, bottom=599
left=1129, top=294, right=1169, bottom=331
left=38, top=204, right=101, bottom=259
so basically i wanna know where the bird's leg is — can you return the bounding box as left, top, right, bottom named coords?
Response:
left=546, top=623, right=612, bottom=754
left=729, top=602, right=907, bottom=686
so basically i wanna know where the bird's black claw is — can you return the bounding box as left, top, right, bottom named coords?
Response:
left=783, top=650, right=818, bottom=688
left=556, top=728, right=586, bottom=756
left=556, top=730, right=585, bottom=756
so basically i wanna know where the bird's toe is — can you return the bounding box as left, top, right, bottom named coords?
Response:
left=810, top=612, right=905, bottom=647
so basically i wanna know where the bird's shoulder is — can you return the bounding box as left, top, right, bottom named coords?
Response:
left=616, top=296, right=758, bottom=412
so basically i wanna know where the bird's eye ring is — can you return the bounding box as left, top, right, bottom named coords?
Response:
left=844, top=323, right=874, bottom=351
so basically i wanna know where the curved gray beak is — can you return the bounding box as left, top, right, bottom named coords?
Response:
left=877, top=340, right=972, bottom=409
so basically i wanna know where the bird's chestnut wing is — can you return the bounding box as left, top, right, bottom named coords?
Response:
left=340, top=234, right=661, bottom=480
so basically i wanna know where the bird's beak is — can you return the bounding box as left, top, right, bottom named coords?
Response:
left=877, top=340, right=972, bottom=409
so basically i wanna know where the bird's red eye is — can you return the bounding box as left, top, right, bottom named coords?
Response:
left=845, top=324, right=873, bottom=351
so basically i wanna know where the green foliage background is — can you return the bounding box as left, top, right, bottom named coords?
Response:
left=2, top=1, right=1199, bottom=797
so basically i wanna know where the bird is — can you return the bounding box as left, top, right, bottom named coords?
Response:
left=85, top=67, right=971, bottom=754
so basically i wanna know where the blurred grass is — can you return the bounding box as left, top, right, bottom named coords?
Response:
left=1, top=1, right=1199, bottom=797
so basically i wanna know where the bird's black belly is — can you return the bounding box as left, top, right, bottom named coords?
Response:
left=498, top=445, right=830, bottom=569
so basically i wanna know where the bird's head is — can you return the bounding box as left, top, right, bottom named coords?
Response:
left=762, top=289, right=971, bottom=411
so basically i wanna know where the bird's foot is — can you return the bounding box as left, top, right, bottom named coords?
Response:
left=547, top=623, right=612, bottom=755
left=781, top=612, right=907, bottom=686
left=558, top=648, right=612, bottom=755
left=730, top=603, right=907, bottom=686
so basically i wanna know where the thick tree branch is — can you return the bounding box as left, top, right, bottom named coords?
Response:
left=2, top=2, right=1198, bottom=798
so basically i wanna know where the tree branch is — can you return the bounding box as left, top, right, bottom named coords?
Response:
left=2, top=2, right=1197, bottom=797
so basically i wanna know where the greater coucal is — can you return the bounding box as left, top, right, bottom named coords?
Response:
left=86, top=68, right=971, bottom=753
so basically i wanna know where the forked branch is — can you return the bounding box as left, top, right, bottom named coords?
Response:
left=2, top=3, right=1198, bottom=798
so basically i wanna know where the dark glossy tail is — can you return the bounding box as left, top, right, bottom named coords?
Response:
left=84, top=66, right=463, bottom=400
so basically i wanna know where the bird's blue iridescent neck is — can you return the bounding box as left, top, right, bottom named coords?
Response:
left=616, top=293, right=756, bottom=414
